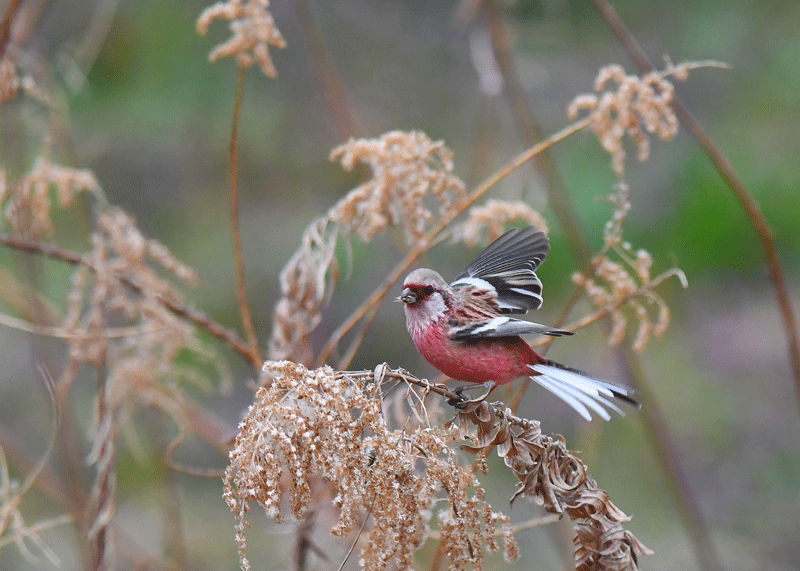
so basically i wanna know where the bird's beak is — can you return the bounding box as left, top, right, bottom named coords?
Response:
left=398, top=288, right=417, bottom=305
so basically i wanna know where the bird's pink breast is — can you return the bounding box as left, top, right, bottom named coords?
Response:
left=411, top=321, right=537, bottom=384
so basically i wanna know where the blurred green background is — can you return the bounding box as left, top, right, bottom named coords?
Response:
left=1, top=0, right=799, bottom=570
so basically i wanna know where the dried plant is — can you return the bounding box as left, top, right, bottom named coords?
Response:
left=225, top=361, right=518, bottom=571
left=270, top=131, right=467, bottom=364
left=452, top=199, right=548, bottom=246
left=225, top=362, right=652, bottom=571
left=269, top=217, right=340, bottom=364
left=197, top=0, right=286, bottom=77
left=329, top=130, right=467, bottom=247
left=568, top=60, right=727, bottom=175
left=571, top=184, right=686, bottom=351
left=1, top=157, right=102, bottom=238
left=0, top=3, right=751, bottom=570
left=452, top=399, right=653, bottom=571
left=0, top=444, right=72, bottom=565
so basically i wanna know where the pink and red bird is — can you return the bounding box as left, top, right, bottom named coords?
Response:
left=399, top=226, right=638, bottom=421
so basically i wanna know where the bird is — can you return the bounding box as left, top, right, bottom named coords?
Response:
left=398, top=226, right=639, bottom=421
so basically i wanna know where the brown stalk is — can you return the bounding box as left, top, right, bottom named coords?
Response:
left=229, top=62, right=262, bottom=367
left=590, top=0, right=800, bottom=413
left=483, top=6, right=725, bottom=571
left=315, top=116, right=591, bottom=367
left=0, top=234, right=254, bottom=364
left=86, top=337, right=114, bottom=571
left=0, top=426, right=166, bottom=569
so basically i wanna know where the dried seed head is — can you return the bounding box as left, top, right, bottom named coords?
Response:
left=197, top=0, right=286, bottom=77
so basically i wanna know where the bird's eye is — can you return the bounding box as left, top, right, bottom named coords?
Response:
left=422, top=285, right=435, bottom=296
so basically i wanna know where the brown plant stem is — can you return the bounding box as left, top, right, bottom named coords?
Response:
left=315, top=117, right=591, bottom=367
left=482, top=6, right=724, bottom=571
left=229, top=63, right=262, bottom=367
left=617, top=344, right=724, bottom=571
left=590, top=0, right=800, bottom=413
left=0, top=234, right=254, bottom=364
left=86, top=348, right=114, bottom=571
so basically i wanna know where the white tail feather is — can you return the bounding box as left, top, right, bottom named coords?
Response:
left=529, top=363, right=633, bottom=421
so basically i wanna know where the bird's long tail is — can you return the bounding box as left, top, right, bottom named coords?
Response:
left=528, top=359, right=640, bottom=421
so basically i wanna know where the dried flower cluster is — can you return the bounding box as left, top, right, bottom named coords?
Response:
left=197, top=0, right=286, bottom=77
left=60, top=205, right=214, bottom=399
left=225, top=360, right=517, bottom=571
left=0, top=158, right=101, bottom=238
left=270, top=131, right=468, bottom=364
left=269, top=218, right=339, bottom=364
left=453, top=199, right=548, bottom=247
left=568, top=62, right=694, bottom=175
left=572, top=184, right=683, bottom=350
left=330, top=131, right=467, bottom=247
left=452, top=398, right=652, bottom=571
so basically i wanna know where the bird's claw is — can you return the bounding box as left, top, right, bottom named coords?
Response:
left=448, top=384, right=494, bottom=409
left=447, top=386, right=469, bottom=407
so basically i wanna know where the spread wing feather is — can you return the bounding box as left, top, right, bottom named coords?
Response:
left=452, top=227, right=550, bottom=313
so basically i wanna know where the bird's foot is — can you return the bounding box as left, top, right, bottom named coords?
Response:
left=448, top=381, right=496, bottom=408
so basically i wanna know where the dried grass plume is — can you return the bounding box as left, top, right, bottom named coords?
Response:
left=568, top=60, right=727, bottom=175
left=197, top=0, right=286, bottom=77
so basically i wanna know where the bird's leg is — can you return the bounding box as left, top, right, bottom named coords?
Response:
left=448, top=381, right=496, bottom=407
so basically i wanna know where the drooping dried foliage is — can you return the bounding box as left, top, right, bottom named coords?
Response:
left=1, top=153, right=226, bottom=568
left=226, top=362, right=653, bottom=571
left=452, top=399, right=652, bottom=571
left=226, top=361, right=518, bottom=571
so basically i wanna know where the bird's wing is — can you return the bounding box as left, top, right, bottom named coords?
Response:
left=449, top=315, right=573, bottom=341
left=451, top=226, right=550, bottom=314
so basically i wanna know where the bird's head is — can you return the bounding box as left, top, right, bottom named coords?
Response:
left=398, top=268, right=450, bottom=333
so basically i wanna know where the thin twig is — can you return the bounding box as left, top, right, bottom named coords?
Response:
left=0, top=365, right=60, bottom=538
left=336, top=304, right=380, bottom=370
left=0, top=234, right=254, bottom=364
left=335, top=493, right=376, bottom=571
left=315, top=117, right=591, bottom=366
left=229, top=62, right=262, bottom=366
left=0, top=311, right=169, bottom=339
left=590, top=0, right=800, bottom=414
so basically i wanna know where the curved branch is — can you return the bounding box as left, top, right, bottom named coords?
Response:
left=590, top=0, right=800, bottom=414
left=0, top=234, right=255, bottom=364
left=228, top=63, right=262, bottom=366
